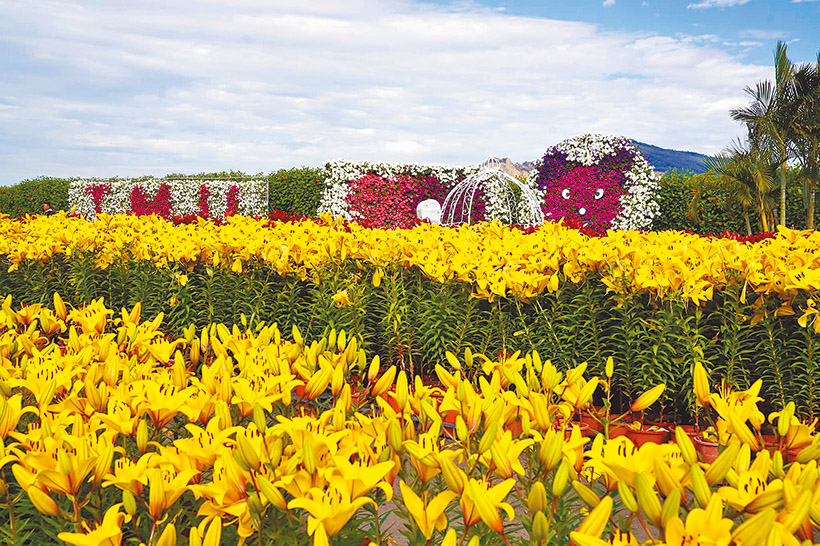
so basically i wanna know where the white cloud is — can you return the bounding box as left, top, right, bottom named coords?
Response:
left=603, top=0, right=616, bottom=6
left=739, top=29, right=789, bottom=39
left=687, top=0, right=750, bottom=8
left=0, top=0, right=769, bottom=183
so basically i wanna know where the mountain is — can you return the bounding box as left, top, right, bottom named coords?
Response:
left=630, top=141, right=709, bottom=174
left=491, top=141, right=710, bottom=177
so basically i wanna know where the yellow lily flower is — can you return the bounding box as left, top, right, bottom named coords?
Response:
left=718, top=471, right=783, bottom=513
left=664, top=494, right=733, bottom=546
left=460, top=478, right=516, bottom=533
left=147, top=467, right=199, bottom=519
left=398, top=480, right=457, bottom=540
left=58, top=503, right=130, bottom=546
left=288, top=480, right=376, bottom=540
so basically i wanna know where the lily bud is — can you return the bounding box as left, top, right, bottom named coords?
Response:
left=630, top=384, right=665, bottom=413
left=690, top=465, right=712, bottom=507
left=253, top=403, right=266, bottom=432
left=675, top=427, right=697, bottom=465
left=693, top=361, right=711, bottom=407
left=778, top=402, right=795, bottom=439
left=302, top=439, right=316, bottom=474
left=478, top=422, right=497, bottom=455
left=136, top=419, right=149, bottom=453
left=661, top=488, right=681, bottom=527
left=456, top=416, right=468, bottom=442
left=527, top=482, right=548, bottom=515
left=257, top=475, right=287, bottom=509
left=552, top=460, right=570, bottom=497
left=532, top=511, right=550, bottom=542
left=573, top=480, right=601, bottom=508
left=387, top=420, right=403, bottom=452
left=268, top=437, right=283, bottom=468
left=53, top=292, right=67, bottom=320
left=371, top=366, right=396, bottom=398
left=618, top=481, right=638, bottom=513
left=635, top=473, right=662, bottom=528
left=236, top=432, right=260, bottom=471
left=395, top=371, right=408, bottom=413
left=28, top=487, right=60, bottom=516
left=157, top=523, right=177, bottom=546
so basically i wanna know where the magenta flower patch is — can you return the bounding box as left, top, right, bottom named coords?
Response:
left=542, top=166, right=623, bottom=232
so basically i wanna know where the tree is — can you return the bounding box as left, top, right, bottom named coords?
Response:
left=693, top=142, right=777, bottom=234
left=791, top=54, right=820, bottom=229
left=731, top=42, right=800, bottom=228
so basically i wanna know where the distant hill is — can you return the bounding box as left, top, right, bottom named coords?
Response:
left=492, top=141, right=710, bottom=177
left=631, top=141, right=709, bottom=174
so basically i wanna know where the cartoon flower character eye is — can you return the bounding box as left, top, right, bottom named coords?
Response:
left=594, top=189, right=605, bottom=200
left=561, top=189, right=570, bottom=200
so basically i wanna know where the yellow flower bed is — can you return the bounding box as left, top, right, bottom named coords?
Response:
left=1, top=296, right=820, bottom=545
left=2, top=213, right=820, bottom=305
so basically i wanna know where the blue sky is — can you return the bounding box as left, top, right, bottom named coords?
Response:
left=0, top=0, right=818, bottom=186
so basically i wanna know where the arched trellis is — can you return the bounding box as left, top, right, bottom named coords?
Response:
left=440, top=159, right=544, bottom=227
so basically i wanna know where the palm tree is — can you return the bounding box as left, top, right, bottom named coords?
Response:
left=791, top=54, right=820, bottom=229
left=731, top=42, right=800, bottom=228
left=693, top=143, right=777, bottom=234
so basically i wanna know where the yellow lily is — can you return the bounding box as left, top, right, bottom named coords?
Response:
left=288, top=480, right=376, bottom=540
left=399, top=480, right=457, bottom=540
left=58, top=503, right=130, bottom=546
left=664, top=494, right=733, bottom=546
left=460, top=478, right=516, bottom=533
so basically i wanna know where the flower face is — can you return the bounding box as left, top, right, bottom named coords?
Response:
left=542, top=166, right=623, bottom=232
left=533, top=134, right=660, bottom=231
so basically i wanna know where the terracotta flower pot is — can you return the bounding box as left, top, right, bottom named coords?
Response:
left=693, top=436, right=720, bottom=464
left=561, top=422, right=590, bottom=440
left=579, top=411, right=604, bottom=433
left=505, top=418, right=524, bottom=437
left=442, top=410, right=459, bottom=439
left=627, top=427, right=670, bottom=447
left=607, top=415, right=631, bottom=438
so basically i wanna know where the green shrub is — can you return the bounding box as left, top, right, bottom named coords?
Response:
left=653, top=168, right=818, bottom=234
left=0, top=177, right=70, bottom=218
left=267, top=167, right=325, bottom=217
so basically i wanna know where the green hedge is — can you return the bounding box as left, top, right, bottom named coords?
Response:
left=0, top=177, right=70, bottom=218
left=2, top=253, right=819, bottom=422
left=267, top=167, right=325, bottom=217
left=653, top=168, right=819, bottom=234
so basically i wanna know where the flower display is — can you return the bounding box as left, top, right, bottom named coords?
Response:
left=346, top=173, right=417, bottom=229
left=317, top=160, right=478, bottom=225
left=531, top=134, right=661, bottom=231
left=197, top=183, right=211, bottom=218
left=69, top=177, right=267, bottom=219
left=130, top=182, right=173, bottom=219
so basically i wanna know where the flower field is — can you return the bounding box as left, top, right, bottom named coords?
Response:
left=2, top=213, right=820, bottom=417
left=1, top=295, right=820, bottom=545
left=2, top=212, right=820, bottom=544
